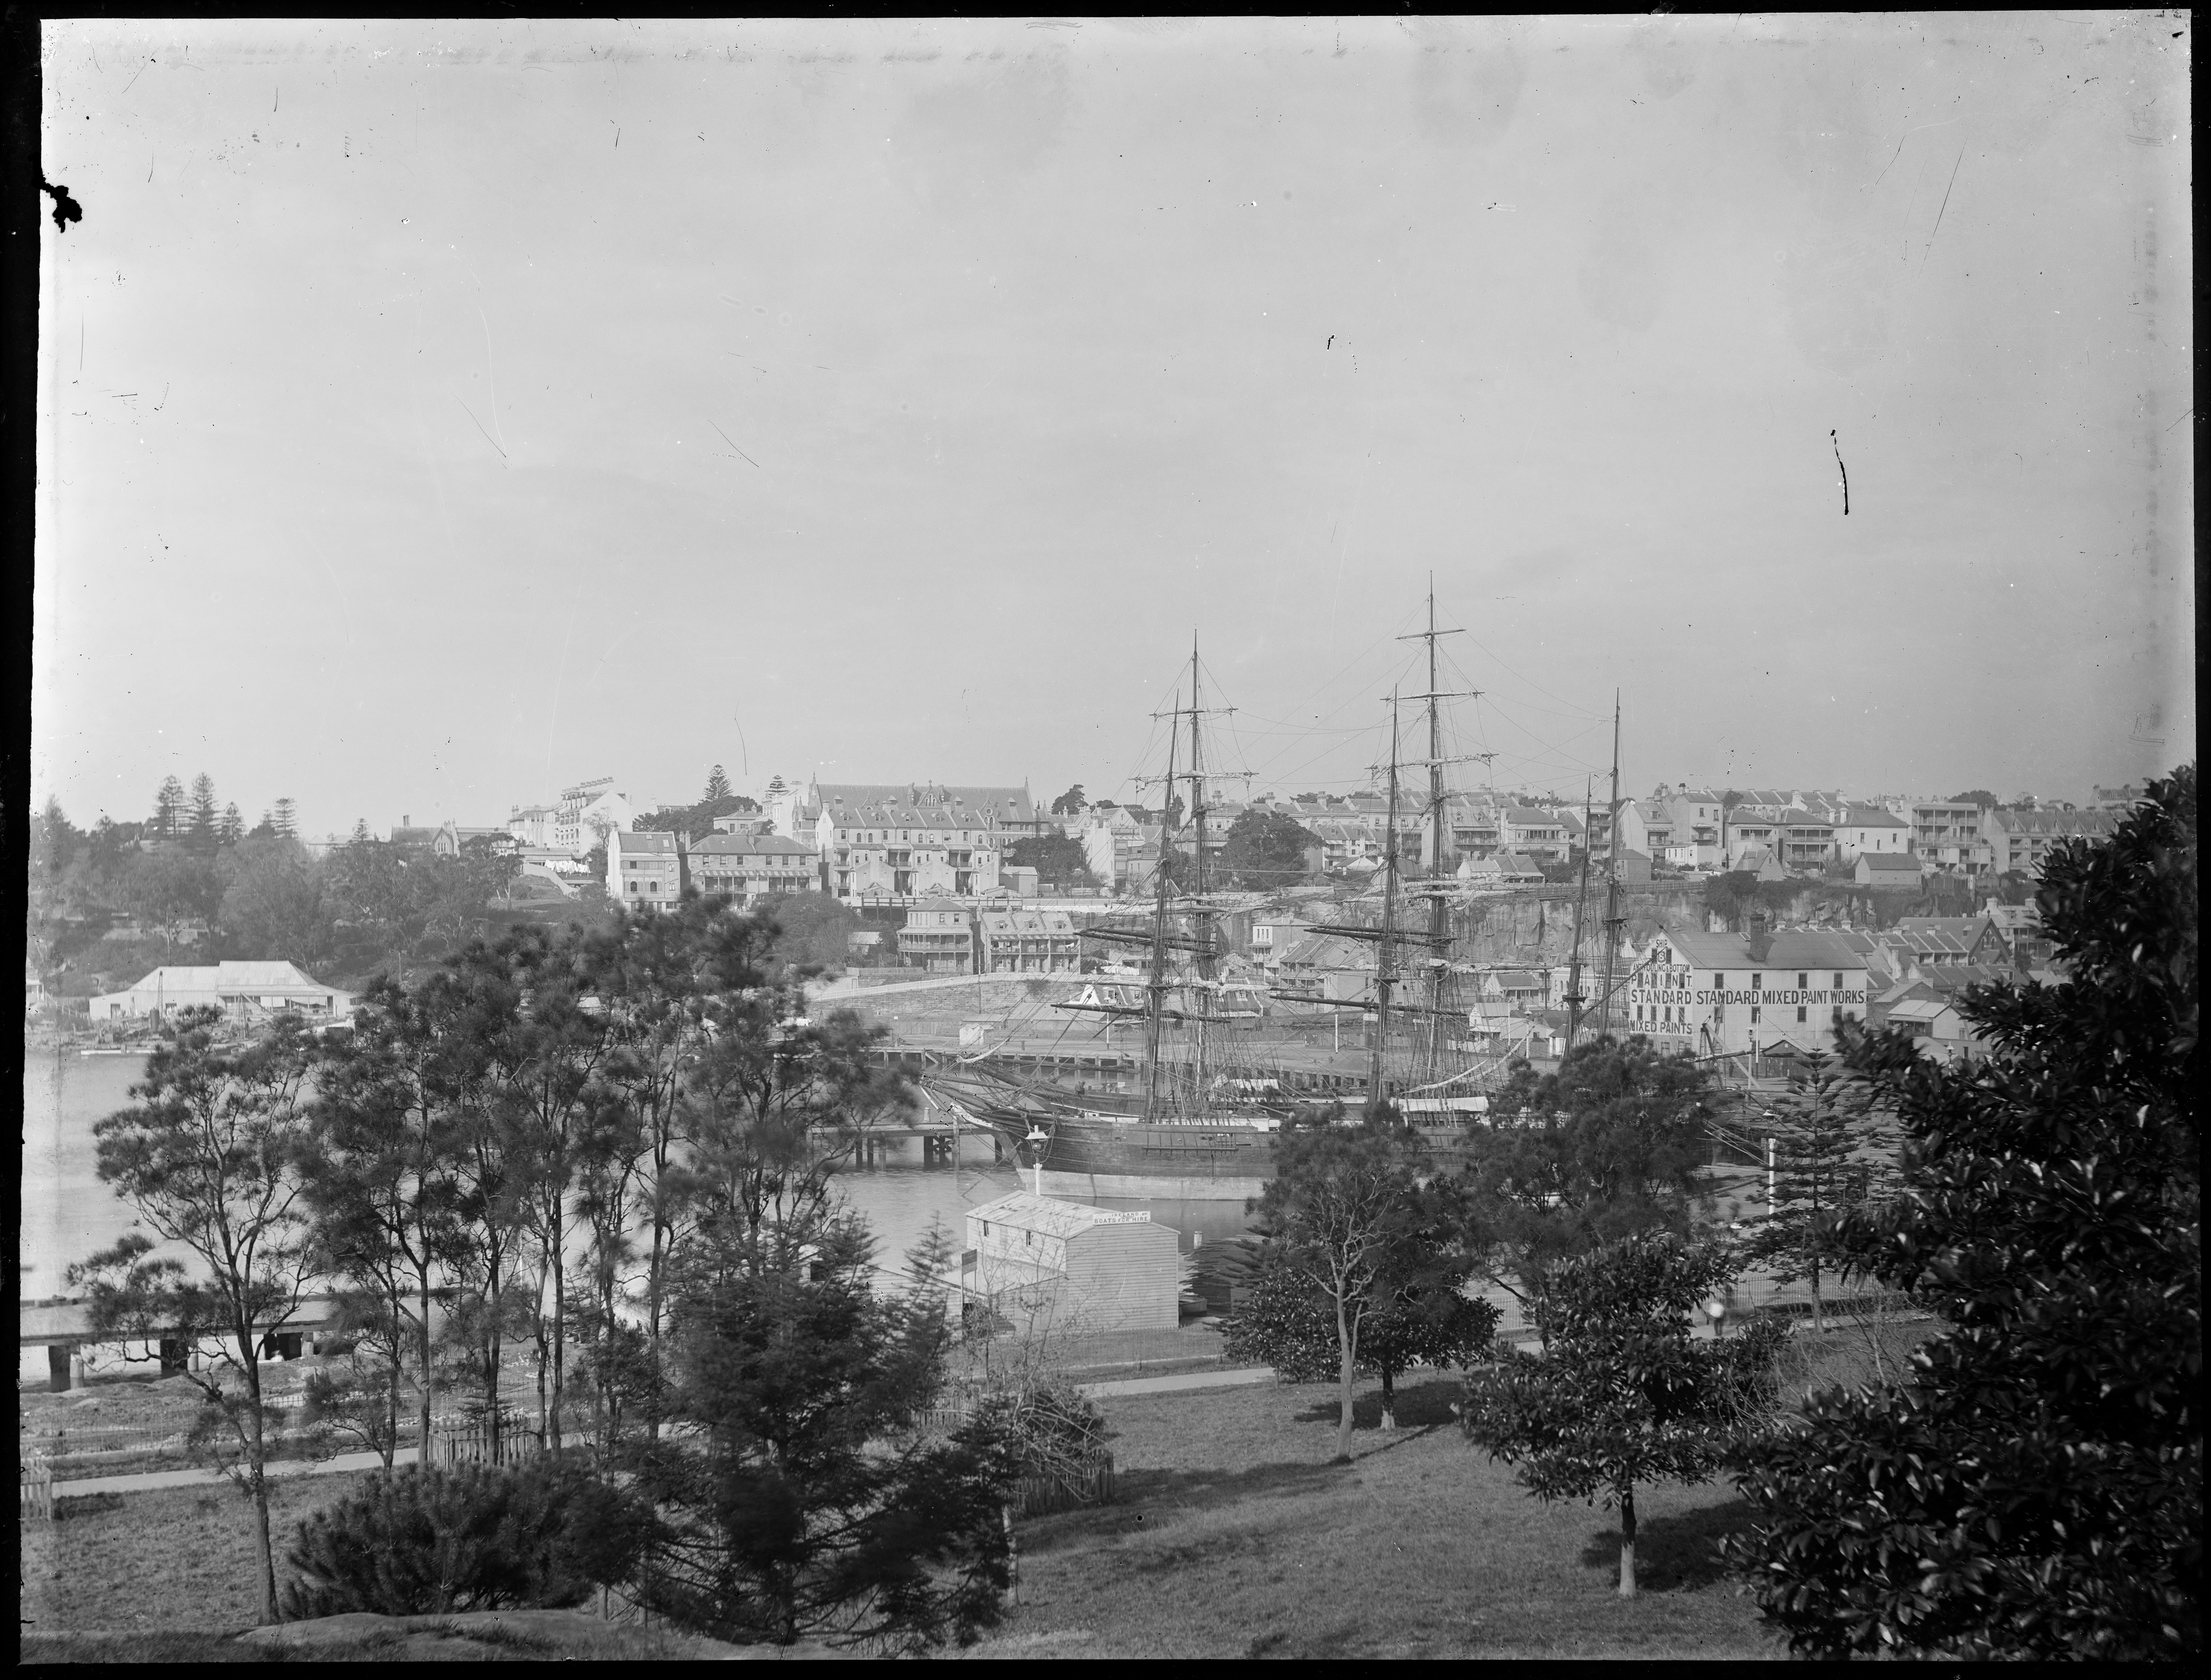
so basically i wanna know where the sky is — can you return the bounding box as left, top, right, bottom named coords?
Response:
left=32, top=15, right=2193, bottom=840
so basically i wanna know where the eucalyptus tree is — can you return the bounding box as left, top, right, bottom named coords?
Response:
left=69, top=1007, right=323, bottom=1625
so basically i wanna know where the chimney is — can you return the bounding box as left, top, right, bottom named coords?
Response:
left=402, top=814, right=410, bottom=829
left=1745, top=911, right=1773, bottom=964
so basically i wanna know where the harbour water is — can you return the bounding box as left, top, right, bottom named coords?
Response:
left=18, top=1050, right=1258, bottom=1383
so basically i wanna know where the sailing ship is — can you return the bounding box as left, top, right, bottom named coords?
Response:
left=928, top=639, right=1290, bottom=1200
left=924, top=594, right=1605, bottom=1194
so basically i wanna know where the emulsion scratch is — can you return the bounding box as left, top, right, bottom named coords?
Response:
left=711, top=421, right=761, bottom=469
left=459, top=399, right=507, bottom=460
left=1829, top=430, right=1850, bottom=515
left=1924, top=150, right=1965, bottom=261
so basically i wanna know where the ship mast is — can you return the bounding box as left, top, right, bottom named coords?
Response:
left=1367, top=690, right=1403, bottom=1118
left=1186, top=637, right=1215, bottom=1111
left=1143, top=694, right=1181, bottom=1122
left=1396, top=582, right=1481, bottom=1082
left=1596, top=695, right=1624, bottom=1040
left=1562, top=777, right=1594, bottom=1056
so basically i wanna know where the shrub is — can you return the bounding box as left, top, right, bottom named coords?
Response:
left=282, top=1458, right=649, bottom=1619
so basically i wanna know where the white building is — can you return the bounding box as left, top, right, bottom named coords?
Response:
left=90, top=961, right=352, bottom=1023
left=957, top=1192, right=1181, bottom=1336
left=1620, top=918, right=1871, bottom=1057
left=608, top=829, right=681, bottom=910
left=1834, top=803, right=1913, bottom=863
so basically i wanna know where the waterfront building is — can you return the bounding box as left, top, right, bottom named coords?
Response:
left=958, top=1192, right=1180, bottom=1336
left=1622, top=915, right=1871, bottom=1057
left=90, top=960, right=351, bottom=1023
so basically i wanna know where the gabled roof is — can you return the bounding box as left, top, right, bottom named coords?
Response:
left=1843, top=803, right=1908, bottom=827
left=1651, top=925, right=1871, bottom=972
left=616, top=830, right=679, bottom=855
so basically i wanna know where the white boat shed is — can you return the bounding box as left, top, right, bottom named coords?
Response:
left=90, top=961, right=352, bottom=1023
left=960, top=1191, right=1181, bottom=1335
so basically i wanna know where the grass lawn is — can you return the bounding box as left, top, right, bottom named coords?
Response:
left=20, top=1472, right=387, bottom=1634
left=970, top=1376, right=1785, bottom=1660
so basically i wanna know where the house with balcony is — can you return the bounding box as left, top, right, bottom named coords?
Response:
left=897, top=904, right=977, bottom=973
left=1907, top=799, right=1986, bottom=875
left=1500, top=806, right=1570, bottom=860
left=1981, top=807, right=2121, bottom=880
left=807, top=782, right=1025, bottom=902
left=684, top=832, right=820, bottom=904
left=977, top=906, right=1081, bottom=974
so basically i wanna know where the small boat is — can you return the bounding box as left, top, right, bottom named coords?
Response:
left=78, top=1045, right=130, bottom=1057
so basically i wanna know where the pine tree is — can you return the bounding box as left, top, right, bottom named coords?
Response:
left=219, top=802, right=244, bottom=846
left=272, top=797, right=298, bottom=838
left=1738, top=1048, right=1877, bottom=1331
left=154, top=774, right=187, bottom=839
left=188, top=773, right=219, bottom=848
left=704, top=764, right=732, bottom=803
left=351, top=817, right=372, bottom=844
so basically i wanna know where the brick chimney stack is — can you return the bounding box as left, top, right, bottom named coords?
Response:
left=1746, top=911, right=1773, bottom=964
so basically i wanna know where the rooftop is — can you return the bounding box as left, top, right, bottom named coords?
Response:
left=1655, top=925, right=1871, bottom=971
left=968, top=1191, right=1159, bottom=1240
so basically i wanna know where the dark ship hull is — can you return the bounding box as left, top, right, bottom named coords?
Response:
left=946, top=1087, right=1280, bottom=1200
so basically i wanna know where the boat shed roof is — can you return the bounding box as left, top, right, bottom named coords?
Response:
left=967, top=1192, right=1158, bottom=1240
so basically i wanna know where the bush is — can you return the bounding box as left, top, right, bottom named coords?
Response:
left=282, top=1459, right=649, bottom=1619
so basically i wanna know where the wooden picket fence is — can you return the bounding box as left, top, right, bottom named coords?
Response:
left=432, top=1418, right=544, bottom=1469
left=1012, top=1451, right=1116, bottom=1519
left=21, top=1453, right=54, bottom=1522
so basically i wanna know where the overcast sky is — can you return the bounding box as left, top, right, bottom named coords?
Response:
left=33, top=15, right=2192, bottom=837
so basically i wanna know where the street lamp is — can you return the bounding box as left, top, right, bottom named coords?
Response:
left=1703, top=1298, right=1727, bottom=1340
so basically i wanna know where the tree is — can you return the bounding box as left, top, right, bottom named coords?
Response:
left=630, top=1199, right=1019, bottom=1650
left=271, top=797, right=299, bottom=838
left=705, top=764, right=733, bottom=803
left=1226, top=1167, right=1498, bottom=1430
left=1050, top=784, right=1087, bottom=817
left=1216, top=807, right=1321, bottom=887
left=1004, top=832, right=1095, bottom=891
left=1459, top=1036, right=1719, bottom=1331
left=1244, top=1110, right=1440, bottom=1461
left=1729, top=767, right=2198, bottom=1660
left=754, top=891, right=860, bottom=979
left=188, top=772, right=220, bottom=851
left=154, top=774, right=187, bottom=839
left=66, top=1007, right=323, bottom=1625
left=121, top=846, right=227, bottom=942
left=220, top=802, right=244, bottom=846
left=1461, top=1230, right=1785, bottom=1598
left=217, top=837, right=332, bottom=965
left=1947, top=788, right=1999, bottom=808
left=1737, top=1049, right=1885, bottom=1331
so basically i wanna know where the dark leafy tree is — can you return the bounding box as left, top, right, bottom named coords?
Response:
left=66, top=1008, right=323, bottom=1624
left=1947, top=789, right=1999, bottom=808
left=1050, top=784, right=1087, bottom=816
left=1243, top=1110, right=1442, bottom=1460
left=1459, top=1035, right=1718, bottom=1333
left=1004, top=832, right=1095, bottom=891
left=752, top=891, right=860, bottom=979
left=216, top=837, right=332, bottom=965
left=1728, top=766, right=2199, bottom=1660
left=1217, top=806, right=1322, bottom=887
left=121, top=846, right=227, bottom=944
left=1462, top=1230, right=1785, bottom=1598
left=1225, top=1174, right=1500, bottom=1430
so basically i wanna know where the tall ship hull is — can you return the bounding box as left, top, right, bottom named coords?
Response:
left=1018, top=1110, right=1278, bottom=1201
